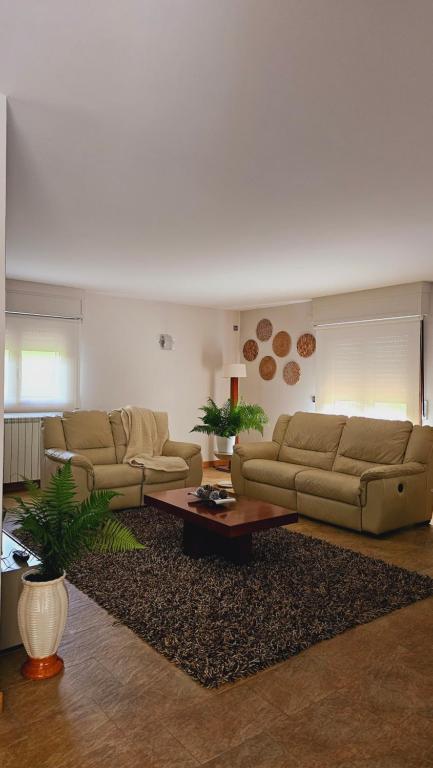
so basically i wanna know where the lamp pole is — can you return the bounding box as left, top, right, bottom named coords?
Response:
left=230, top=375, right=239, bottom=407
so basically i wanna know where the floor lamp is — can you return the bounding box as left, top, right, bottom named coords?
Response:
left=216, top=364, right=247, bottom=474
left=223, top=363, right=247, bottom=409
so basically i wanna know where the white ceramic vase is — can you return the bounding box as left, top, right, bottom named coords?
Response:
left=215, top=435, right=236, bottom=455
left=18, top=571, right=68, bottom=680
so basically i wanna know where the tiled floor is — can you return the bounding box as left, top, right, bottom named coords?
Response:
left=2, top=468, right=433, bottom=767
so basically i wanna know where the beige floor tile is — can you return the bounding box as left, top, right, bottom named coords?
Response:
left=267, top=689, right=402, bottom=767
left=131, top=726, right=200, bottom=768
left=247, top=652, right=347, bottom=715
left=165, top=684, right=284, bottom=763
left=200, top=732, right=291, bottom=768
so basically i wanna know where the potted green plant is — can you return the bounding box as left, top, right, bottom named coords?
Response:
left=191, top=398, right=268, bottom=454
left=12, top=460, right=144, bottom=681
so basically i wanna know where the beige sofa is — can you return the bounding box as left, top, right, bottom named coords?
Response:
left=41, top=409, right=202, bottom=510
left=232, top=412, right=433, bottom=534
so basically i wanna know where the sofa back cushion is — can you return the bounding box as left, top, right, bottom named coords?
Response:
left=42, top=416, right=67, bottom=450
left=279, top=412, right=347, bottom=470
left=333, top=416, right=413, bottom=475
left=109, top=408, right=170, bottom=463
left=62, top=410, right=116, bottom=465
left=272, top=415, right=291, bottom=445
left=109, top=409, right=128, bottom=463
left=153, top=411, right=170, bottom=453
left=404, top=424, right=433, bottom=465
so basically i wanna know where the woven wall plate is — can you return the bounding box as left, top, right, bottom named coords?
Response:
left=243, top=339, right=259, bottom=362
left=297, top=333, right=316, bottom=358
left=259, top=356, right=277, bottom=381
left=283, top=360, right=301, bottom=385
left=256, top=318, right=273, bottom=342
left=272, top=331, right=291, bottom=358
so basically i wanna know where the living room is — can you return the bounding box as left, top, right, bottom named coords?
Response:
left=1, top=3, right=433, bottom=767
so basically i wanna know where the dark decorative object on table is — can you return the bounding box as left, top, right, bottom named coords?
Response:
left=194, top=485, right=228, bottom=504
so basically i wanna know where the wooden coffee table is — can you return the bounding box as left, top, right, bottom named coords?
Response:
left=142, top=487, right=298, bottom=564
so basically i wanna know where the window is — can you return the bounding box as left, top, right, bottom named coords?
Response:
left=315, top=317, right=421, bottom=424
left=5, top=314, right=79, bottom=412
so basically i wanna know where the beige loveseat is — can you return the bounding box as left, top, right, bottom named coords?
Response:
left=41, top=409, right=202, bottom=509
left=232, top=412, right=433, bottom=534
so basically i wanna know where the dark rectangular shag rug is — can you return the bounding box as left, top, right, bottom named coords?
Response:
left=62, top=508, right=433, bottom=687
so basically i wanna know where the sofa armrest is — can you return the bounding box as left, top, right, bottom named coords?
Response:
left=234, top=441, right=279, bottom=463
left=360, top=462, right=429, bottom=534
left=360, top=462, right=425, bottom=484
left=162, top=440, right=201, bottom=461
left=45, top=448, right=94, bottom=473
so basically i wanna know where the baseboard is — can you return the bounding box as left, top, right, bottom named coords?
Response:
left=203, top=460, right=228, bottom=468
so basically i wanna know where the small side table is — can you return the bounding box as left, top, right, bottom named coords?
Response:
left=214, top=451, right=233, bottom=473
left=0, top=530, right=39, bottom=651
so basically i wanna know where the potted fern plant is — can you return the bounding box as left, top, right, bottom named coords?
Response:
left=12, top=461, right=143, bottom=681
left=192, top=398, right=268, bottom=454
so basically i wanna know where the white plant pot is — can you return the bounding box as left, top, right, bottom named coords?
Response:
left=215, top=435, right=236, bottom=455
left=18, top=571, right=68, bottom=680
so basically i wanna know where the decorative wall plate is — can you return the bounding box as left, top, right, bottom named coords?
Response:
left=256, top=318, right=273, bottom=342
left=283, top=360, right=301, bottom=385
left=297, top=333, right=316, bottom=358
left=243, top=339, right=259, bottom=362
left=272, top=331, right=291, bottom=357
left=259, top=356, right=277, bottom=381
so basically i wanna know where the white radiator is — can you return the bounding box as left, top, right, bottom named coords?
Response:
left=3, top=416, right=42, bottom=484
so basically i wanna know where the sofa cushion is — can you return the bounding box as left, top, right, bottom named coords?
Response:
left=62, top=410, right=115, bottom=450
left=272, top=415, right=291, bottom=444
left=404, top=424, right=433, bottom=465
left=109, top=409, right=128, bottom=463
left=109, top=409, right=171, bottom=464
left=94, top=463, right=143, bottom=489
left=295, top=468, right=362, bottom=506
left=144, top=467, right=189, bottom=484
left=62, top=410, right=117, bottom=465
left=279, top=412, right=347, bottom=470
left=242, top=459, right=310, bottom=490
left=333, top=416, right=413, bottom=475
left=42, top=416, right=67, bottom=450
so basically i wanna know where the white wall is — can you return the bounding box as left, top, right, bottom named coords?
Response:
left=4, top=281, right=239, bottom=460
left=0, top=94, right=6, bottom=676
left=239, top=302, right=315, bottom=442
left=80, top=292, right=238, bottom=459
left=423, top=290, right=433, bottom=426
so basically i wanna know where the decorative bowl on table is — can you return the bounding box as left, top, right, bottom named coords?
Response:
left=189, top=485, right=235, bottom=507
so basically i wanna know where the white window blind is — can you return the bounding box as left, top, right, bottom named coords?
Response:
left=315, top=317, right=421, bottom=424
left=5, top=314, right=79, bottom=413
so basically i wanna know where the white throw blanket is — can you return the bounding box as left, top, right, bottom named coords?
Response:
left=120, top=406, right=188, bottom=472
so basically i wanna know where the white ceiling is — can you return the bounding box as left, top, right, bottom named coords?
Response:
left=1, top=0, right=433, bottom=309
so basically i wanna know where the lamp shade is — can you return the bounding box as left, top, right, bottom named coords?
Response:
left=223, top=363, right=247, bottom=379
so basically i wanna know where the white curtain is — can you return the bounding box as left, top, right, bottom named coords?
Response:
left=315, top=317, right=421, bottom=424
left=5, top=314, right=79, bottom=412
